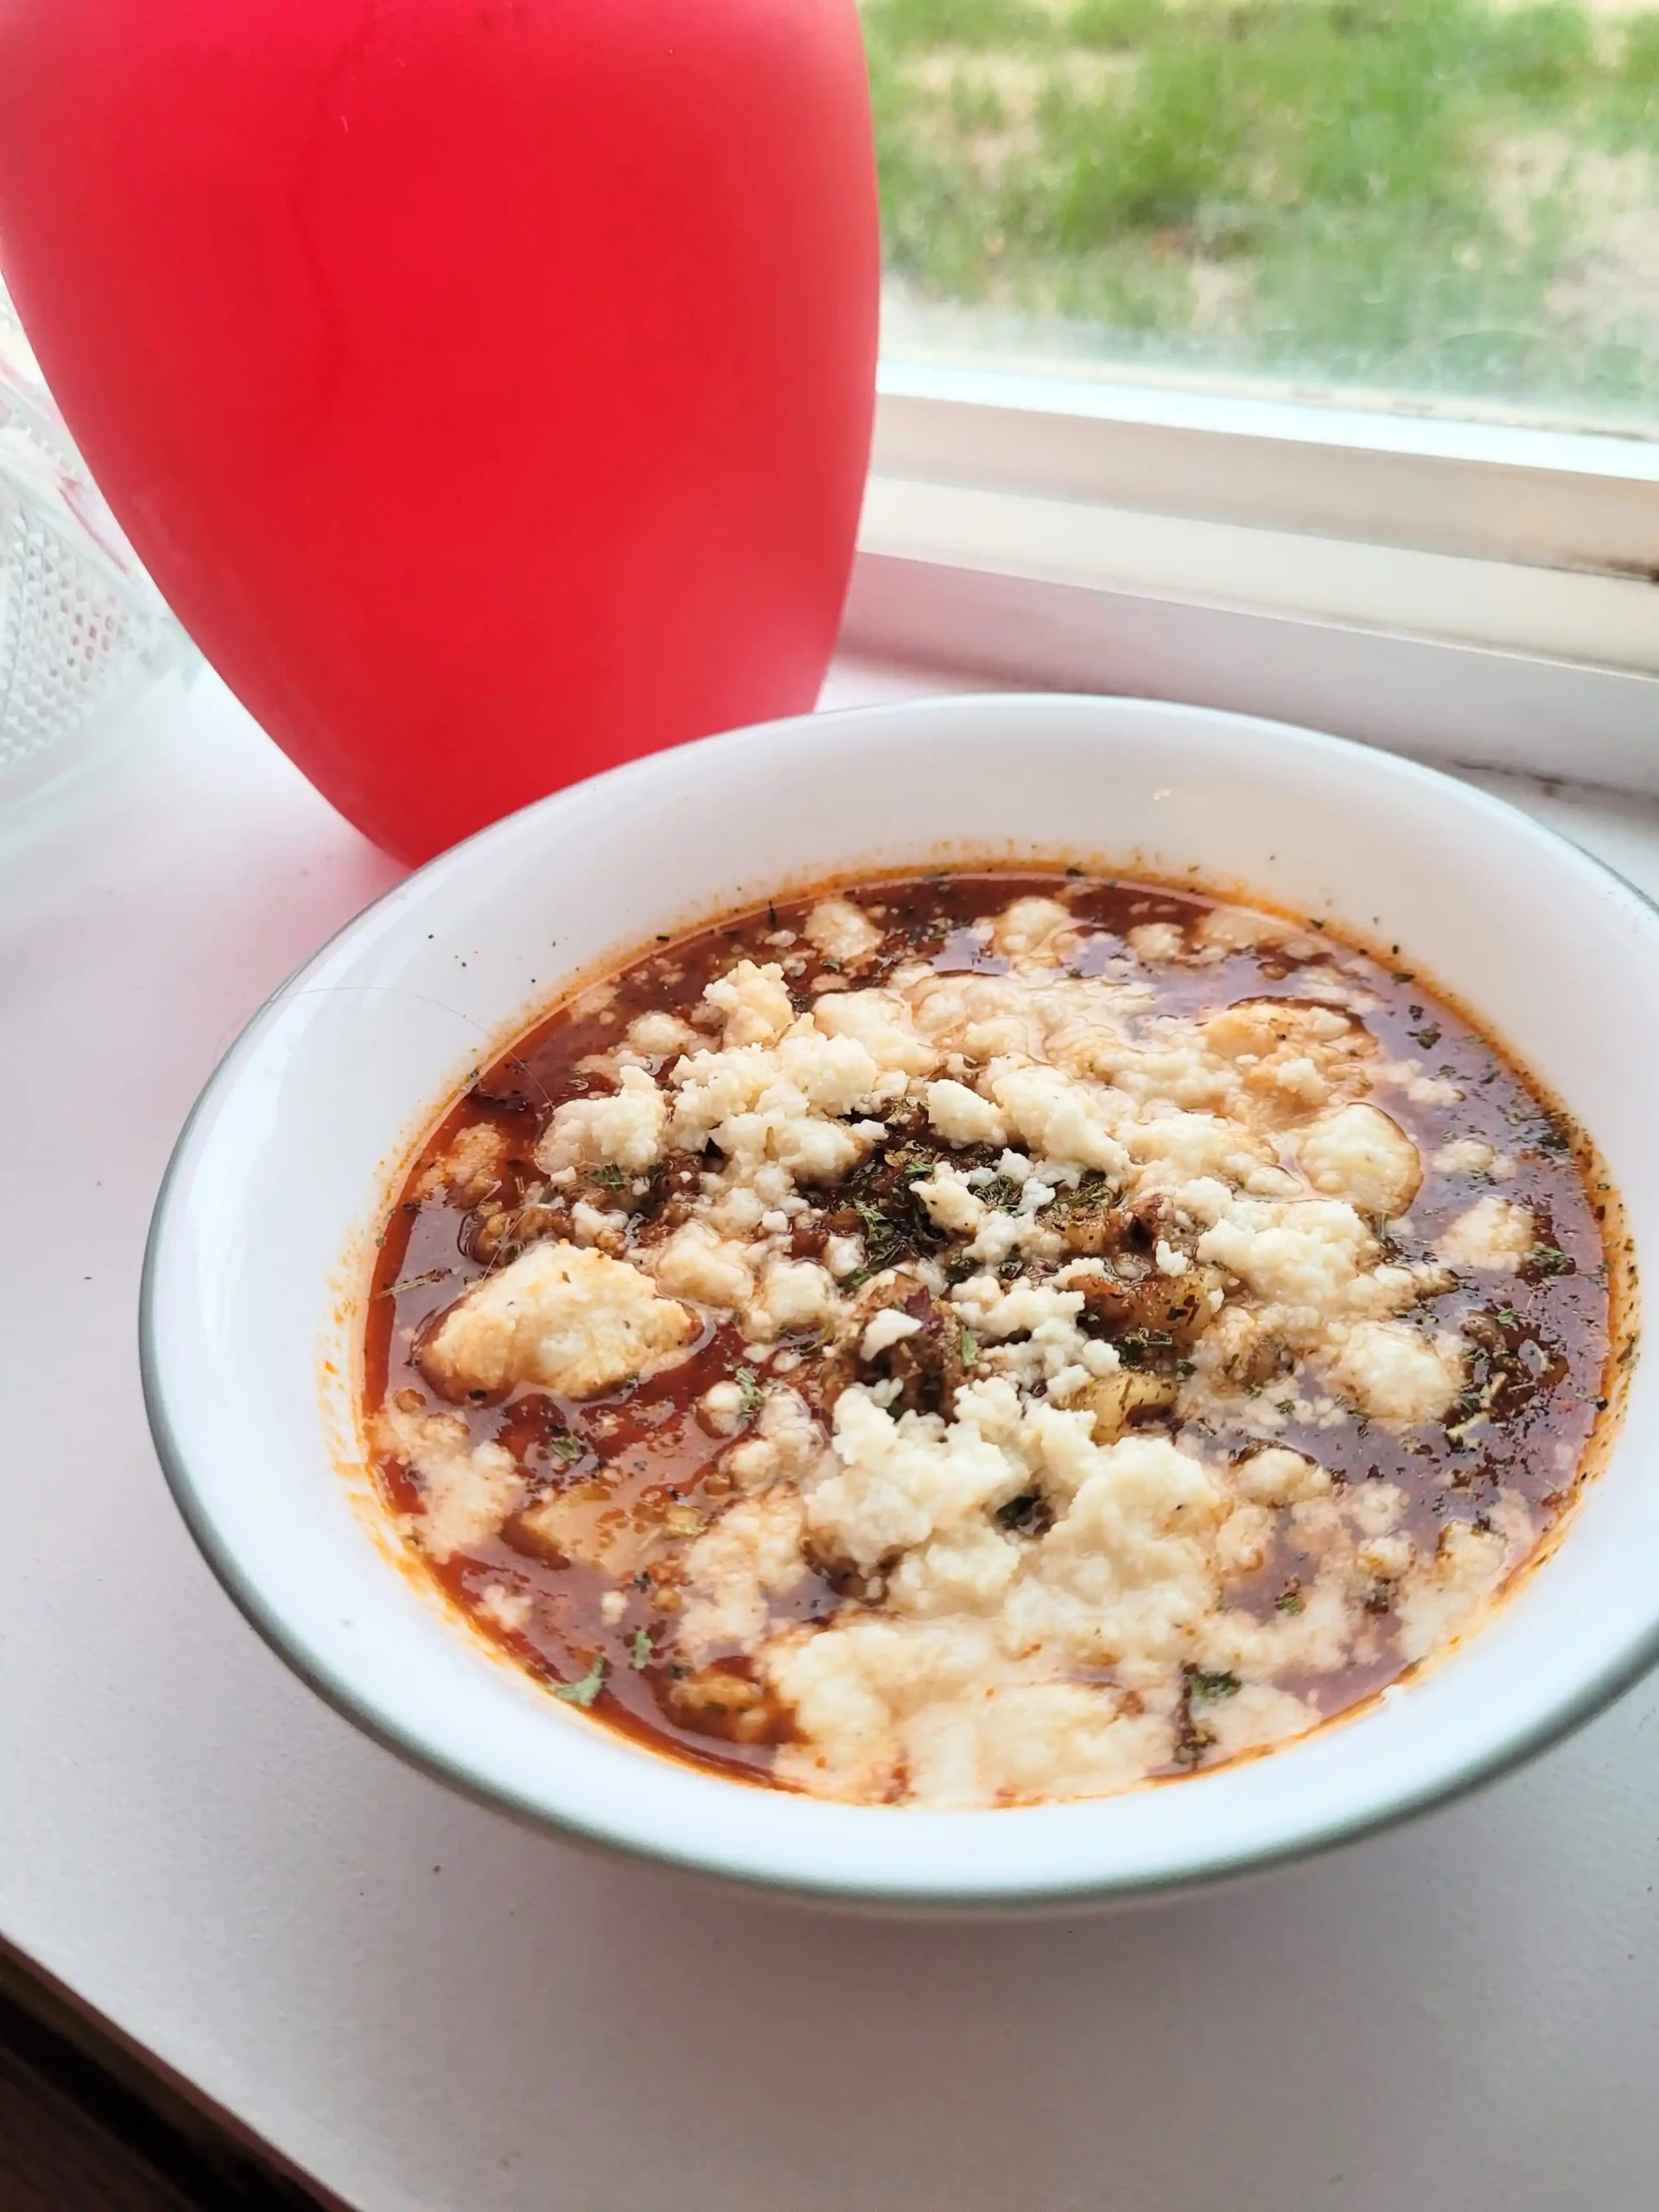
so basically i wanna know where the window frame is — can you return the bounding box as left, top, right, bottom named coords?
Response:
left=849, top=359, right=1659, bottom=790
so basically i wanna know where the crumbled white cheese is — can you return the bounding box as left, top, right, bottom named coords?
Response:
left=924, top=1077, right=1008, bottom=1147
left=726, top=1386, right=830, bottom=1493
left=627, top=1009, right=698, bottom=1057
left=1441, top=1141, right=1517, bottom=1185
left=1198, top=1197, right=1374, bottom=1319
left=912, top=1161, right=988, bottom=1237
left=1195, top=906, right=1295, bottom=951
left=956, top=1277, right=1119, bottom=1389
left=807, top=1382, right=1029, bottom=1572
left=1381, top=1059, right=1464, bottom=1106
left=702, top=1379, right=745, bottom=1435
left=991, top=897, right=1077, bottom=961
left=372, top=1404, right=524, bottom=1564
left=824, top=1235, right=865, bottom=1281
left=668, top=1017, right=883, bottom=1185
left=1232, top=1446, right=1332, bottom=1507
left=748, top=1256, right=840, bottom=1339
left=987, top=1058, right=1129, bottom=1174
left=651, top=1220, right=754, bottom=1310
left=416, top=1120, right=507, bottom=1201
left=678, top=1486, right=812, bottom=1662
left=1127, top=922, right=1185, bottom=963
left=803, top=896, right=883, bottom=969
left=1395, top=1505, right=1529, bottom=1662
left=1437, top=1196, right=1535, bottom=1274
left=536, top=1065, right=667, bottom=1175
left=1331, top=1320, right=1463, bottom=1425
left=702, top=958, right=795, bottom=1048
left=478, top=1581, right=533, bottom=1634
left=569, top=1199, right=625, bottom=1251
left=1299, top=1103, right=1422, bottom=1219
left=424, top=1242, right=696, bottom=1398
left=861, top=1308, right=924, bottom=1360
left=812, top=988, right=940, bottom=1077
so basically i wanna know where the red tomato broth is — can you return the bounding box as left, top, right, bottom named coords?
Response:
left=363, top=869, right=1629, bottom=1798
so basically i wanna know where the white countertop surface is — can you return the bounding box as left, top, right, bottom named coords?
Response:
left=4, top=663, right=1658, bottom=2212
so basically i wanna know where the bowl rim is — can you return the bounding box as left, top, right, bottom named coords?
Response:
left=139, top=690, right=1659, bottom=1908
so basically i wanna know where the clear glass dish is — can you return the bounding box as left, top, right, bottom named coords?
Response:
left=0, top=276, right=194, bottom=809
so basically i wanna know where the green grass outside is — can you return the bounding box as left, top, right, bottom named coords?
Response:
left=863, top=0, right=1659, bottom=418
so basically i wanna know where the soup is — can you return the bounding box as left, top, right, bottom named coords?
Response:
left=362, top=870, right=1627, bottom=1808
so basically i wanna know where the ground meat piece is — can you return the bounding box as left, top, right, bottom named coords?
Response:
left=1077, top=1368, right=1179, bottom=1441
left=1207, top=1312, right=1294, bottom=1389
left=466, top=1194, right=575, bottom=1264
left=607, top=1150, right=709, bottom=1249
left=1054, top=1185, right=1194, bottom=1263
left=1076, top=1263, right=1218, bottom=1349
left=664, top=1660, right=791, bottom=1745
left=810, top=1275, right=972, bottom=1419
left=1052, top=1177, right=1147, bottom=1256
left=819, top=1107, right=1002, bottom=1267
left=788, top=1213, right=830, bottom=1260
left=1450, top=1306, right=1561, bottom=1433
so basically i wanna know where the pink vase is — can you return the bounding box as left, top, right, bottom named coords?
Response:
left=0, top=0, right=880, bottom=860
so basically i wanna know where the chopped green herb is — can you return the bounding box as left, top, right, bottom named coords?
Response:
left=630, top=1629, right=653, bottom=1671
left=1174, top=1357, right=1196, bottom=1380
left=1495, top=1306, right=1522, bottom=1329
left=734, top=1366, right=763, bottom=1421
left=375, top=1266, right=454, bottom=1300
left=547, top=1433, right=585, bottom=1464
left=1274, top=1589, right=1306, bottom=1617
left=959, top=1328, right=979, bottom=1369
left=852, top=1199, right=902, bottom=1262
left=820, top=954, right=843, bottom=973
left=587, top=1163, right=628, bottom=1188
left=1529, top=1244, right=1572, bottom=1276
left=975, top=1174, right=1024, bottom=1213
left=554, top=1655, right=606, bottom=1707
left=1185, top=1666, right=1240, bottom=1705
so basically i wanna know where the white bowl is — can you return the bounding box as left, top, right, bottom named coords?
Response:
left=142, top=694, right=1658, bottom=1910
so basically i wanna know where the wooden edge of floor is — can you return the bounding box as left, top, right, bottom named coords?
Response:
left=0, top=1933, right=353, bottom=2211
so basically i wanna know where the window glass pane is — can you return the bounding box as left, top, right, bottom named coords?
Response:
left=867, top=0, right=1659, bottom=428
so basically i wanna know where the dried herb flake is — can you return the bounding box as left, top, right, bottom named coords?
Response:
left=554, top=1656, right=607, bottom=1707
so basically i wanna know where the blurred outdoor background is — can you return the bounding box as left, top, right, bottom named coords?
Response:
left=864, top=0, right=1659, bottom=424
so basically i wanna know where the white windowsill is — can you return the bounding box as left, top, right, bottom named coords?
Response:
left=860, top=362, right=1659, bottom=764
